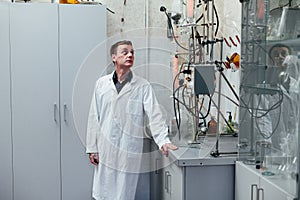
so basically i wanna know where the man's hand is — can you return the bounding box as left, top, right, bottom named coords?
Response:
left=161, top=143, right=178, bottom=156
left=89, top=153, right=99, bottom=165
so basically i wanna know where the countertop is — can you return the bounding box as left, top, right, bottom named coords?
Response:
left=168, top=135, right=238, bottom=167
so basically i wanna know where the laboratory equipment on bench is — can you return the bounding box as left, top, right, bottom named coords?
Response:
left=160, top=0, right=239, bottom=156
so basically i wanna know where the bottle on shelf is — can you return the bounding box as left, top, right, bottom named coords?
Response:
left=226, top=112, right=234, bottom=135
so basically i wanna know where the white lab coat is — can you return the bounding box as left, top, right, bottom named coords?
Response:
left=86, top=71, right=170, bottom=200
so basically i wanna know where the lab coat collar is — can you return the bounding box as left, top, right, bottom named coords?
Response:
left=109, top=70, right=138, bottom=97
left=109, top=70, right=137, bottom=84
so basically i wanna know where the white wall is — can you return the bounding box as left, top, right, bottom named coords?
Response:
left=1, top=0, right=242, bottom=131
left=100, top=1, right=241, bottom=128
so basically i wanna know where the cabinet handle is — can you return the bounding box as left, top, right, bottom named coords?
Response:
left=164, top=171, right=168, bottom=190
left=257, top=188, right=264, bottom=200
left=251, top=184, right=258, bottom=200
left=167, top=174, right=171, bottom=194
left=165, top=171, right=170, bottom=192
left=64, top=103, right=67, bottom=122
left=155, top=159, right=160, bottom=174
left=53, top=103, right=58, bottom=122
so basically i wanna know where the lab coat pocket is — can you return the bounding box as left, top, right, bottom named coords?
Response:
left=127, top=99, right=143, bottom=115
left=126, top=99, right=144, bottom=129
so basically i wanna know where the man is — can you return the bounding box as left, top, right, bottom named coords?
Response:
left=267, top=44, right=299, bottom=150
left=269, top=43, right=291, bottom=67
left=86, top=40, right=178, bottom=200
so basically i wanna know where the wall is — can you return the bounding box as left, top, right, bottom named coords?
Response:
left=100, top=0, right=241, bottom=130
left=0, top=0, right=242, bottom=134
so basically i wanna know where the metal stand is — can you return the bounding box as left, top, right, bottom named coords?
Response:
left=210, top=39, right=239, bottom=157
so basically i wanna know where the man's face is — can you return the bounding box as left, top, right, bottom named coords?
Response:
left=270, top=47, right=289, bottom=67
left=112, top=44, right=134, bottom=68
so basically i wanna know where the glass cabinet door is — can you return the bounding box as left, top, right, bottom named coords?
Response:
left=238, top=0, right=300, bottom=198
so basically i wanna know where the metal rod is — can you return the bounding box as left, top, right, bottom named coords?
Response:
left=211, top=0, right=215, bottom=61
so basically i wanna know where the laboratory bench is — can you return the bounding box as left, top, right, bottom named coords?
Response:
left=154, top=135, right=238, bottom=200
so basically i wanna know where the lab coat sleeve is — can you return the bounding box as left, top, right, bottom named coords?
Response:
left=86, top=85, right=100, bottom=154
left=143, top=84, right=171, bottom=149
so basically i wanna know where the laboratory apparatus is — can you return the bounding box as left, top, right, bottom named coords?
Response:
left=161, top=0, right=239, bottom=156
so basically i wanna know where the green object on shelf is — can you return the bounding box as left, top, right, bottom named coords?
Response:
left=226, top=112, right=234, bottom=134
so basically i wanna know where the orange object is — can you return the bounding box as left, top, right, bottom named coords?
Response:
left=60, top=0, right=79, bottom=4
left=173, top=55, right=179, bottom=89
left=223, top=52, right=240, bottom=70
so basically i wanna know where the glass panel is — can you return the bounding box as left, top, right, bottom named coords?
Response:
left=239, top=0, right=300, bottom=198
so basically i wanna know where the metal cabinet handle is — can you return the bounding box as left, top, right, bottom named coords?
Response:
left=54, top=103, right=57, bottom=122
left=257, top=188, right=264, bottom=200
left=251, top=184, right=258, bottom=200
left=155, top=159, right=160, bottom=174
left=167, top=174, right=171, bottom=194
left=64, top=103, right=67, bottom=122
left=165, top=171, right=172, bottom=193
left=164, top=171, right=169, bottom=191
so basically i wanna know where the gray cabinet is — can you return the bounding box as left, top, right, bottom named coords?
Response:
left=0, top=3, right=13, bottom=200
left=150, top=140, right=163, bottom=200
left=59, top=5, right=106, bottom=200
left=0, top=3, right=106, bottom=200
left=161, top=145, right=236, bottom=200
left=10, top=4, right=61, bottom=200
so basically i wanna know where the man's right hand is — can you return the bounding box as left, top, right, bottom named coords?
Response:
left=89, top=153, right=99, bottom=165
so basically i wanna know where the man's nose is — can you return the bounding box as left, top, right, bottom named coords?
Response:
left=127, top=51, right=134, bottom=57
left=279, top=53, right=286, bottom=58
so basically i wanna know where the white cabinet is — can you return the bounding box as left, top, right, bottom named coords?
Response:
left=0, top=3, right=13, bottom=200
left=235, top=161, right=296, bottom=200
left=236, top=161, right=260, bottom=200
left=259, top=178, right=292, bottom=200
left=162, top=162, right=183, bottom=200
left=0, top=3, right=106, bottom=200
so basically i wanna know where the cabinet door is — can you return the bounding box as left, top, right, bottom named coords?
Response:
left=169, top=163, right=183, bottom=200
left=59, top=4, right=106, bottom=200
left=10, top=4, right=61, bottom=200
left=185, top=165, right=235, bottom=200
left=259, top=178, right=296, bottom=200
left=150, top=140, right=163, bottom=199
left=162, top=167, right=171, bottom=200
left=235, top=161, right=260, bottom=200
left=0, top=3, right=12, bottom=200
left=162, top=162, right=183, bottom=200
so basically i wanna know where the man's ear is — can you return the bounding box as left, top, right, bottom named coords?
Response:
left=112, top=54, right=116, bottom=63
